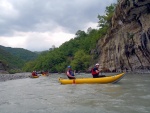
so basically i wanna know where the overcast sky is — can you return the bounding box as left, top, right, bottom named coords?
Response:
left=0, top=0, right=116, bottom=51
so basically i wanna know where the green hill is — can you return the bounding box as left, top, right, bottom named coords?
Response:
left=0, top=48, right=25, bottom=69
left=23, top=29, right=100, bottom=72
left=0, top=45, right=38, bottom=62
left=0, top=45, right=39, bottom=73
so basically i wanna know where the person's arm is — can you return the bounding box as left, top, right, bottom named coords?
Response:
left=95, top=69, right=100, bottom=74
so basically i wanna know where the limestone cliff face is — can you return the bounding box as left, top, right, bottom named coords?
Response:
left=96, top=0, right=150, bottom=72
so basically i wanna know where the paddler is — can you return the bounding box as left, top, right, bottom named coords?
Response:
left=66, top=66, right=75, bottom=79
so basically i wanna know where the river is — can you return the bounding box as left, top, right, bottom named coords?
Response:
left=0, top=73, right=150, bottom=113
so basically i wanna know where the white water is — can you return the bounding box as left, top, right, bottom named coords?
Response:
left=0, top=73, right=150, bottom=113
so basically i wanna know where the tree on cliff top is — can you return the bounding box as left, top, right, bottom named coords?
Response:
left=98, top=3, right=116, bottom=28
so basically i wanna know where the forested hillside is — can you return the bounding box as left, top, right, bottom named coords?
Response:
left=0, top=45, right=39, bottom=73
left=23, top=4, right=116, bottom=73
left=0, top=45, right=38, bottom=62
left=0, top=48, right=24, bottom=69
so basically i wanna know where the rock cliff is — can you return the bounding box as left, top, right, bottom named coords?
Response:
left=96, top=0, right=150, bottom=72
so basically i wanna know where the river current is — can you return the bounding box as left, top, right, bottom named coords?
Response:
left=0, top=73, right=150, bottom=113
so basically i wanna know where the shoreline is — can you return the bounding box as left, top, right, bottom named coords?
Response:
left=0, top=72, right=31, bottom=82
left=0, top=71, right=150, bottom=82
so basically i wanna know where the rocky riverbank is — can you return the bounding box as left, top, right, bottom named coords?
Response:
left=0, top=72, right=31, bottom=82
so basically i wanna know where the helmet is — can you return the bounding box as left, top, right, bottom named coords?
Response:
left=95, top=63, right=100, bottom=66
left=67, top=66, right=71, bottom=68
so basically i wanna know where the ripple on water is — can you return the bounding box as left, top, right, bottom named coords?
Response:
left=140, top=95, right=150, bottom=99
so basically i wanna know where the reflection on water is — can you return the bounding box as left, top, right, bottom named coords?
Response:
left=0, top=73, right=150, bottom=113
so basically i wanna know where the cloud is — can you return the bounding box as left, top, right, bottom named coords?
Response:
left=0, top=29, right=75, bottom=51
left=0, top=0, right=117, bottom=51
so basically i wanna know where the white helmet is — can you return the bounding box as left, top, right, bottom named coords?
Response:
left=95, top=63, right=100, bottom=66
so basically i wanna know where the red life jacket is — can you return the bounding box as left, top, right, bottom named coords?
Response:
left=32, top=72, right=37, bottom=76
left=91, top=68, right=98, bottom=75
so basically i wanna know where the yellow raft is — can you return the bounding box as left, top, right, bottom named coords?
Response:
left=42, top=74, right=48, bottom=76
left=31, top=75, right=39, bottom=78
left=59, top=73, right=125, bottom=84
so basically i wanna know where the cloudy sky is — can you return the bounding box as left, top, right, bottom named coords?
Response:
left=0, top=0, right=116, bottom=51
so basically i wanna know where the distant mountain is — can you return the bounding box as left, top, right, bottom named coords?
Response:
left=0, top=47, right=25, bottom=69
left=0, top=45, right=38, bottom=62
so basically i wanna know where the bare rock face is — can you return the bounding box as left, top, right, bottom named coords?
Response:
left=96, top=0, right=150, bottom=72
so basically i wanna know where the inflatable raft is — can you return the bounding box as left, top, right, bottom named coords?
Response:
left=31, top=75, right=39, bottom=78
left=59, top=73, right=125, bottom=84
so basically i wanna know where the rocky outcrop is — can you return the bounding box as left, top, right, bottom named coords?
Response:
left=96, top=0, right=150, bottom=72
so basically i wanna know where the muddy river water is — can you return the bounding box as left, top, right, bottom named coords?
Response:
left=0, top=73, right=150, bottom=113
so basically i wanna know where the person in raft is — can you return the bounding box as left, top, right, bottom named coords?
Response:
left=32, top=71, right=37, bottom=76
left=66, top=66, right=75, bottom=79
left=91, top=63, right=105, bottom=78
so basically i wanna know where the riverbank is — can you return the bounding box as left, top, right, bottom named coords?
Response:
left=0, top=71, right=149, bottom=82
left=0, top=72, right=31, bottom=82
